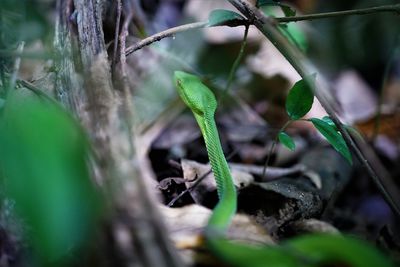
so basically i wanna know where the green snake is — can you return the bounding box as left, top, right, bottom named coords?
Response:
left=173, top=71, right=393, bottom=267
left=174, top=71, right=237, bottom=235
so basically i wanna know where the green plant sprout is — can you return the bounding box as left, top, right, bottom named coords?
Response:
left=277, top=75, right=352, bottom=164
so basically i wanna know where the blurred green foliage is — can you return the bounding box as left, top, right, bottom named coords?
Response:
left=0, top=0, right=51, bottom=82
left=0, top=88, right=101, bottom=265
left=288, top=234, right=394, bottom=267
left=309, top=0, right=400, bottom=87
left=211, top=233, right=393, bottom=267
left=208, top=9, right=246, bottom=27
left=0, top=0, right=50, bottom=46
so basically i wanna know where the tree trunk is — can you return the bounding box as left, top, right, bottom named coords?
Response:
left=54, top=1, right=184, bottom=266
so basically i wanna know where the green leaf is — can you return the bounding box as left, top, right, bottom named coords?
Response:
left=0, top=89, right=101, bottom=263
left=322, top=116, right=335, bottom=128
left=322, top=116, right=364, bottom=141
left=310, top=118, right=352, bottom=164
left=287, top=234, right=394, bottom=267
left=280, top=4, right=296, bottom=17
left=208, top=9, right=246, bottom=27
left=278, top=131, right=295, bottom=151
left=285, top=76, right=315, bottom=120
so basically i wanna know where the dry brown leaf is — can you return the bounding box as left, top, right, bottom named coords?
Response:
left=290, top=219, right=340, bottom=235
left=181, top=159, right=254, bottom=204
left=160, top=204, right=275, bottom=250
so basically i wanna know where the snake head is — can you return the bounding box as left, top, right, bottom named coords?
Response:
left=174, top=71, right=217, bottom=116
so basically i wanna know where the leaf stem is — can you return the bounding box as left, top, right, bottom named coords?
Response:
left=9, top=41, right=24, bottom=90
left=262, top=120, right=292, bottom=179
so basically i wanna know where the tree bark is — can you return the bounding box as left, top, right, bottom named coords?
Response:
left=54, top=0, right=184, bottom=266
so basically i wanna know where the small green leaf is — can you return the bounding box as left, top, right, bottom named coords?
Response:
left=322, top=116, right=335, bottom=128
left=280, top=4, right=296, bottom=17
left=208, top=9, right=246, bottom=27
left=285, top=76, right=315, bottom=120
left=322, top=116, right=364, bottom=141
left=278, top=131, right=295, bottom=151
left=310, top=118, right=352, bottom=164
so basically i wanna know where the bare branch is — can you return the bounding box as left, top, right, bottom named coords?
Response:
left=125, top=21, right=207, bottom=56
left=276, top=4, right=400, bottom=23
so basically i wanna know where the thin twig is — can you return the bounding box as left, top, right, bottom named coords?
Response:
left=262, top=120, right=292, bottom=178
left=119, top=3, right=133, bottom=79
left=17, top=79, right=59, bottom=105
left=10, top=42, right=24, bottom=89
left=227, top=0, right=400, bottom=217
left=0, top=50, right=53, bottom=59
left=224, top=24, right=249, bottom=92
left=125, top=21, right=208, bottom=56
left=167, top=169, right=212, bottom=207
left=275, top=4, right=400, bottom=23
left=168, top=149, right=238, bottom=207
left=118, top=2, right=136, bottom=157
left=112, top=0, right=122, bottom=71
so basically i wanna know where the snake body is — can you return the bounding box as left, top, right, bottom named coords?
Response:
left=174, top=71, right=237, bottom=234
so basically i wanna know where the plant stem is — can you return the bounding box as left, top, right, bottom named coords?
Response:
left=227, top=0, right=400, bottom=217
left=9, top=42, right=24, bottom=90
left=224, top=24, right=249, bottom=92
left=275, top=4, right=400, bottom=23
left=111, top=0, right=122, bottom=71
left=262, top=120, right=292, bottom=179
left=125, top=21, right=208, bottom=56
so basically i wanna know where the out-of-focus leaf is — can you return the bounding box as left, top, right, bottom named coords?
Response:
left=209, top=238, right=301, bottom=267
left=208, top=9, right=246, bottom=27
left=280, top=4, right=296, bottom=17
left=286, top=76, right=314, bottom=120
left=287, top=234, right=394, bottom=267
left=310, top=118, right=352, bottom=164
left=346, top=125, right=364, bottom=141
left=209, top=234, right=393, bottom=267
left=0, top=89, right=101, bottom=263
left=260, top=5, right=306, bottom=51
left=257, top=0, right=281, bottom=7
left=0, top=98, right=4, bottom=109
left=278, top=131, right=295, bottom=151
left=283, top=22, right=307, bottom=51
left=0, top=0, right=50, bottom=45
left=257, top=1, right=296, bottom=17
